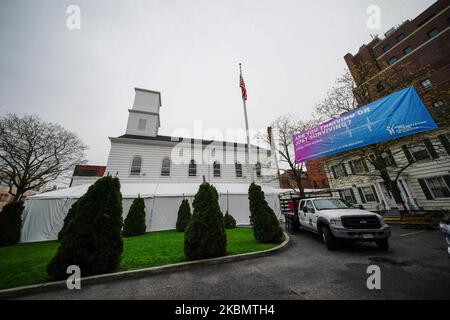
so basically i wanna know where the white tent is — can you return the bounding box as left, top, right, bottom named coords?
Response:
left=21, top=182, right=282, bottom=243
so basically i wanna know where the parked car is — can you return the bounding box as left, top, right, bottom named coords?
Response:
left=297, top=197, right=391, bottom=250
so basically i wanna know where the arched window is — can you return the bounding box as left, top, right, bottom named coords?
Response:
left=213, top=161, right=221, bottom=177
left=130, top=156, right=142, bottom=176
left=188, top=159, right=197, bottom=176
left=255, top=162, right=262, bottom=177
left=235, top=162, right=242, bottom=177
left=161, top=158, right=171, bottom=176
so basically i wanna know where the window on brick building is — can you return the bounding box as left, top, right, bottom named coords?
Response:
left=388, top=56, right=398, bottom=65
left=421, top=79, right=432, bottom=89
left=427, top=28, right=439, bottom=38
left=396, top=33, right=406, bottom=42
left=432, top=101, right=444, bottom=108
left=382, top=44, right=391, bottom=52
left=403, top=46, right=412, bottom=55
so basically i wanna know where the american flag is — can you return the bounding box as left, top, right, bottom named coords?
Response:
left=239, top=73, right=247, bottom=101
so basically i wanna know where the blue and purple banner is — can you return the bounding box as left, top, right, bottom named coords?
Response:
left=293, top=86, right=438, bottom=163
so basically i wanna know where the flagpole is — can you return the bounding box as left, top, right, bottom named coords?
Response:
left=239, top=63, right=254, bottom=183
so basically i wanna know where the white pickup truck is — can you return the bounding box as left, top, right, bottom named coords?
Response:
left=297, top=197, right=391, bottom=250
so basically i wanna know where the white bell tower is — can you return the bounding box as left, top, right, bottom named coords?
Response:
left=125, top=88, right=162, bottom=137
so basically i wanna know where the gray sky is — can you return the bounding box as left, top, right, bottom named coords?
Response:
left=0, top=0, right=436, bottom=165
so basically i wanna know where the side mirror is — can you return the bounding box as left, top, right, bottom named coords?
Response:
left=302, top=207, right=308, bottom=213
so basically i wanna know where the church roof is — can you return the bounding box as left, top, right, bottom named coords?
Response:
left=116, top=134, right=267, bottom=150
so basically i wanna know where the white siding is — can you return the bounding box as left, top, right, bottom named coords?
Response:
left=125, top=111, right=158, bottom=137
left=105, top=140, right=278, bottom=186
left=325, top=129, right=450, bottom=211
left=70, top=176, right=101, bottom=187
left=132, top=90, right=160, bottom=114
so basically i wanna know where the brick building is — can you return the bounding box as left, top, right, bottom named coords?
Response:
left=324, top=0, right=450, bottom=213
left=344, top=0, right=449, bottom=122
left=278, top=159, right=330, bottom=190
left=0, top=175, right=40, bottom=211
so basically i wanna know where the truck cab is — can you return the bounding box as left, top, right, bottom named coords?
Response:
left=297, top=197, right=391, bottom=250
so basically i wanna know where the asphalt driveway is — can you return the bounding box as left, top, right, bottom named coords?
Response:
left=17, top=225, right=450, bottom=300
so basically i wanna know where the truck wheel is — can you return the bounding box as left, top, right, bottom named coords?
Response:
left=375, top=239, right=389, bottom=251
left=321, top=226, right=336, bottom=250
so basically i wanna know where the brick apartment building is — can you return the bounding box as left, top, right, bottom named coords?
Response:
left=344, top=0, right=449, bottom=120
left=279, top=159, right=330, bottom=190
left=324, top=0, right=450, bottom=213
left=0, top=175, right=40, bottom=211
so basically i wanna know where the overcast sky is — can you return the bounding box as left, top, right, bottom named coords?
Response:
left=0, top=0, right=436, bottom=165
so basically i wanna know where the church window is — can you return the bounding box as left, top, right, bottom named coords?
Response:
left=161, top=158, right=171, bottom=176
left=188, top=159, right=197, bottom=176
left=130, top=156, right=142, bottom=175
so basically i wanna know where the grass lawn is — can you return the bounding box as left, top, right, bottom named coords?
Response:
left=0, top=227, right=278, bottom=290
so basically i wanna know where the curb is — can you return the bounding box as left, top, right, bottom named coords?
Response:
left=0, top=232, right=290, bottom=299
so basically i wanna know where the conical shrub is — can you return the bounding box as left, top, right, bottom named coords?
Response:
left=0, top=201, right=24, bottom=246
left=184, top=183, right=226, bottom=260
left=224, top=211, right=237, bottom=229
left=176, top=199, right=191, bottom=232
left=248, top=182, right=283, bottom=243
left=47, top=176, right=123, bottom=280
left=123, top=196, right=146, bottom=237
left=58, top=199, right=81, bottom=240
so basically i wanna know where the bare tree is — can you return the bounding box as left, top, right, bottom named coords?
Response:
left=315, top=63, right=448, bottom=213
left=0, top=114, right=87, bottom=202
left=314, top=69, right=359, bottom=120
left=259, top=114, right=319, bottom=198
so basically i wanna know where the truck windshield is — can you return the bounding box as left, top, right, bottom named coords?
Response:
left=313, top=199, right=349, bottom=210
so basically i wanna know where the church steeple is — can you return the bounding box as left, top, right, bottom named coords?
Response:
left=125, top=88, right=162, bottom=137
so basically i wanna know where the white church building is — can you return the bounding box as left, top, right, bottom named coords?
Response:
left=20, top=88, right=282, bottom=242
left=72, top=88, right=278, bottom=187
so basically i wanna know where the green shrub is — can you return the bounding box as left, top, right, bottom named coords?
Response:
left=224, top=211, right=237, bottom=229
left=123, top=196, right=146, bottom=237
left=47, top=176, right=124, bottom=280
left=184, top=183, right=226, bottom=260
left=248, top=182, right=283, bottom=243
left=0, top=201, right=24, bottom=246
left=58, top=199, right=81, bottom=241
left=176, top=199, right=191, bottom=232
